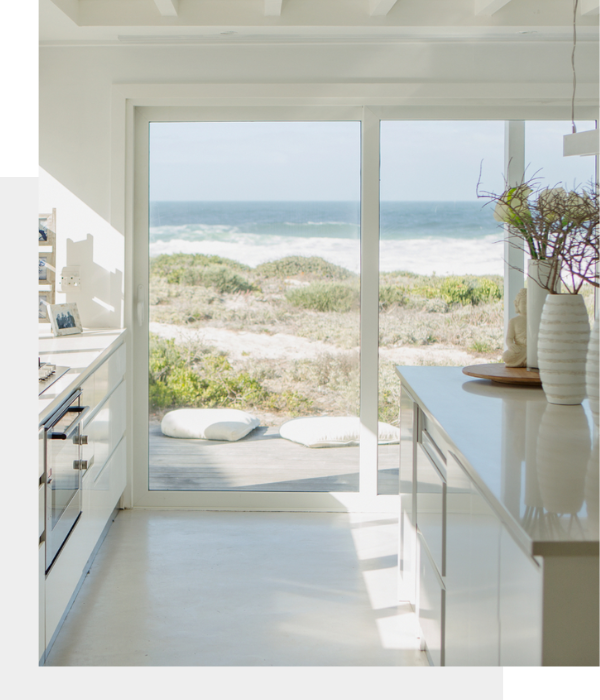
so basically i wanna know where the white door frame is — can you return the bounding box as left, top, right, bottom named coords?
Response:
left=113, top=84, right=595, bottom=511
left=131, top=104, right=391, bottom=511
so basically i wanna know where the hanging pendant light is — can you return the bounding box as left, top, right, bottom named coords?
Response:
left=563, top=0, right=599, bottom=157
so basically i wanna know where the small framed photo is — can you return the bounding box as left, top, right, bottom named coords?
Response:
left=39, top=218, right=49, bottom=242
left=48, top=302, right=83, bottom=337
left=39, top=211, right=56, bottom=248
left=39, top=292, right=51, bottom=321
left=39, top=253, right=55, bottom=286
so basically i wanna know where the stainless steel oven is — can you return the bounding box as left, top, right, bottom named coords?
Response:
left=43, top=389, right=90, bottom=573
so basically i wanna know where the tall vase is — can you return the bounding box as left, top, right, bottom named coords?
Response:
left=527, top=259, right=558, bottom=369
left=538, top=294, right=591, bottom=405
left=586, top=317, right=599, bottom=427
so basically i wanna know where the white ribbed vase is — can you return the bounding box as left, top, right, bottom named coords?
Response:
left=538, top=294, right=591, bottom=405
left=586, top=318, right=599, bottom=426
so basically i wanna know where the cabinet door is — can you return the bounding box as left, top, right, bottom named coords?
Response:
left=445, top=453, right=500, bottom=666
left=39, top=542, right=45, bottom=664
left=499, top=525, right=543, bottom=666
left=399, top=388, right=417, bottom=603
left=418, top=533, right=445, bottom=666
left=416, top=442, right=445, bottom=576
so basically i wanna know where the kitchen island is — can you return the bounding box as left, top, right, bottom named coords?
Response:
left=396, top=366, right=598, bottom=666
left=39, top=328, right=127, bottom=664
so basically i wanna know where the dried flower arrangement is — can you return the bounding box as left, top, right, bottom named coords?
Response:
left=478, top=177, right=599, bottom=294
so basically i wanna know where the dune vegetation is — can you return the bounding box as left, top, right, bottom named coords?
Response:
left=148, top=252, right=594, bottom=426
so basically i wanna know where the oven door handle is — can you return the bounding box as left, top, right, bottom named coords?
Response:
left=49, top=405, right=91, bottom=440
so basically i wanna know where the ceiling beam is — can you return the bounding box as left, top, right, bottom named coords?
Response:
left=581, top=0, right=600, bottom=16
left=264, top=0, right=283, bottom=17
left=153, top=0, right=179, bottom=17
left=370, top=0, right=399, bottom=16
left=474, top=0, right=513, bottom=16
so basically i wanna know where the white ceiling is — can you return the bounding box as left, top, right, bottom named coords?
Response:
left=41, top=0, right=599, bottom=45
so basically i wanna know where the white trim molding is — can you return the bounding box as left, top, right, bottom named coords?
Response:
left=503, top=120, right=525, bottom=340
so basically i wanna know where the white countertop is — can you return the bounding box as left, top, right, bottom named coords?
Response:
left=39, top=329, right=126, bottom=425
left=396, top=366, right=599, bottom=557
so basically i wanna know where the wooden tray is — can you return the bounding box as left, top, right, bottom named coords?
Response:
left=462, top=363, right=542, bottom=386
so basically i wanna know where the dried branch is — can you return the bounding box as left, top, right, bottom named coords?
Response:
left=478, top=175, right=599, bottom=294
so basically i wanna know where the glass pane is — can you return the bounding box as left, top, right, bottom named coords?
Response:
left=148, top=122, right=361, bottom=491
left=378, top=121, right=505, bottom=494
left=526, top=121, right=597, bottom=320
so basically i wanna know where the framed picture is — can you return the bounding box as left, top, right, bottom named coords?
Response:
left=48, top=302, right=83, bottom=337
left=39, top=292, right=51, bottom=321
left=39, top=253, right=55, bottom=286
left=39, top=210, right=56, bottom=245
left=39, top=209, right=56, bottom=322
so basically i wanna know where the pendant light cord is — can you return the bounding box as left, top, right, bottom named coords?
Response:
left=572, top=0, right=579, bottom=134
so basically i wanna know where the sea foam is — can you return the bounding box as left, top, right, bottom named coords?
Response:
left=149, top=232, right=504, bottom=276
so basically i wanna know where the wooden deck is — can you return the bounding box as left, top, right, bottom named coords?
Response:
left=149, top=423, right=399, bottom=493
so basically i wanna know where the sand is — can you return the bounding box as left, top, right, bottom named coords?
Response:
left=149, top=321, right=487, bottom=367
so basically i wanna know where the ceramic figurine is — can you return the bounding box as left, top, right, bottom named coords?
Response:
left=503, top=288, right=527, bottom=368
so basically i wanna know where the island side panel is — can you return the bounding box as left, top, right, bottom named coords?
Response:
left=541, top=554, right=600, bottom=666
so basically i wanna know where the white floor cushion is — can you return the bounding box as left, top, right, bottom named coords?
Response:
left=161, top=408, right=260, bottom=441
left=279, top=416, right=399, bottom=448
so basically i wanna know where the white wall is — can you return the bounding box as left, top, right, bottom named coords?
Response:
left=39, top=168, right=124, bottom=328
left=39, top=40, right=599, bottom=328
left=0, top=41, right=38, bottom=177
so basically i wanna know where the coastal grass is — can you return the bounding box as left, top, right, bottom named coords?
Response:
left=150, top=252, right=592, bottom=424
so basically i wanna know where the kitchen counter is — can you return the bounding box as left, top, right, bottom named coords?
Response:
left=39, top=329, right=126, bottom=426
left=396, top=366, right=598, bottom=558
left=396, top=366, right=599, bottom=666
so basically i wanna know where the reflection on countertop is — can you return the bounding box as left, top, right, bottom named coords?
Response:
left=463, top=377, right=598, bottom=546
left=397, top=367, right=598, bottom=554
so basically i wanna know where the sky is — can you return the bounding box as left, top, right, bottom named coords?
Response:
left=149, top=120, right=596, bottom=202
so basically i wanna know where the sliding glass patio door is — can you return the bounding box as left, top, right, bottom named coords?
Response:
left=145, top=119, right=362, bottom=494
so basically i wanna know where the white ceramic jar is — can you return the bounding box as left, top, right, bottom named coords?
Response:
left=537, top=294, right=591, bottom=405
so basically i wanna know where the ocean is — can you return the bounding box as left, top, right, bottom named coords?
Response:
left=149, top=201, right=505, bottom=276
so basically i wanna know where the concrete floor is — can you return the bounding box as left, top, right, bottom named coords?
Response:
left=45, top=509, right=427, bottom=666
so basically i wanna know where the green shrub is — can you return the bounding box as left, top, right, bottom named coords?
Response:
left=148, top=333, right=311, bottom=413
left=152, top=253, right=235, bottom=280
left=415, top=276, right=502, bottom=307
left=256, top=256, right=354, bottom=280
left=379, top=285, right=408, bottom=309
left=471, top=340, right=492, bottom=353
left=286, top=282, right=360, bottom=312
left=178, top=264, right=256, bottom=294
left=150, top=253, right=255, bottom=293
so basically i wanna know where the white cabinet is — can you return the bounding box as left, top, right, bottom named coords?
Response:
left=499, top=526, right=543, bottom=666
left=398, top=390, right=417, bottom=604
left=418, top=534, right=445, bottom=666
left=39, top=543, right=45, bottom=663
left=40, top=337, right=126, bottom=660
left=404, top=402, right=529, bottom=666
left=397, top=369, right=598, bottom=667
left=445, top=456, right=501, bottom=666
